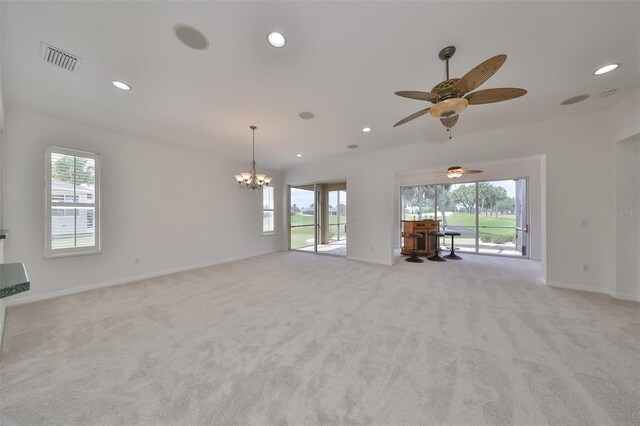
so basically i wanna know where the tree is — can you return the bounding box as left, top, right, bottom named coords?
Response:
left=477, top=182, right=492, bottom=216
left=291, top=204, right=301, bottom=215
left=401, top=186, right=419, bottom=218
left=437, top=184, right=452, bottom=227
left=52, top=156, right=95, bottom=185
left=496, top=197, right=515, bottom=215
left=449, top=185, right=475, bottom=213
left=477, top=183, right=508, bottom=217
left=491, top=187, right=508, bottom=217
left=339, top=203, right=346, bottom=215
left=401, top=185, right=438, bottom=220
left=423, top=185, right=436, bottom=217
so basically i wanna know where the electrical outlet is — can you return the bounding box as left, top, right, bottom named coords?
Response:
left=583, top=264, right=589, bottom=272
left=135, top=258, right=140, bottom=264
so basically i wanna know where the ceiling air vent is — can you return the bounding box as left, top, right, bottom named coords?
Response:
left=40, top=43, right=81, bottom=72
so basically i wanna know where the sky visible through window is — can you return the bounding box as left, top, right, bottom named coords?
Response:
left=291, top=190, right=314, bottom=209
left=290, top=190, right=347, bottom=209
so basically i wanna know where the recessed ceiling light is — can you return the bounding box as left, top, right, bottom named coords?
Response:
left=362, top=127, right=372, bottom=133
left=296, top=154, right=303, bottom=157
left=112, top=81, right=131, bottom=91
left=268, top=32, right=286, bottom=48
left=601, top=89, right=617, bottom=97
left=594, top=63, right=619, bottom=75
left=299, top=111, right=314, bottom=119
left=174, top=24, right=209, bottom=50
left=561, top=94, right=589, bottom=105
left=347, top=144, right=359, bottom=149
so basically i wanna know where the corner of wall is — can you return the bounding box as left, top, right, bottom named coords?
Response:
left=547, top=280, right=609, bottom=295
left=613, top=291, right=640, bottom=302
left=0, top=0, right=5, bottom=228
left=0, top=239, right=5, bottom=348
left=606, top=89, right=640, bottom=144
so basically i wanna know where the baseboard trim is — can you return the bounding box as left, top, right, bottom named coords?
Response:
left=613, top=291, right=640, bottom=302
left=347, top=256, right=393, bottom=266
left=546, top=281, right=639, bottom=302
left=0, top=300, right=6, bottom=349
left=547, top=281, right=610, bottom=295
left=4, top=250, right=278, bottom=307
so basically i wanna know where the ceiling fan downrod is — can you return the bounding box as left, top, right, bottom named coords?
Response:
left=439, top=46, right=456, bottom=81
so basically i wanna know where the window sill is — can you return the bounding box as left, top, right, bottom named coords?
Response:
left=262, top=232, right=275, bottom=236
left=44, top=249, right=102, bottom=259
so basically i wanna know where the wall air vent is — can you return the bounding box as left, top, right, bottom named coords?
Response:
left=40, top=43, right=81, bottom=72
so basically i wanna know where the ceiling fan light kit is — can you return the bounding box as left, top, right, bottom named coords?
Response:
left=394, top=45, right=527, bottom=139
left=447, top=167, right=464, bottom=178
left=430, top=97, right=469, bottom=118
left=440, top=115, right=459, bottom=130
left=436, top=166, right=484, bottom=179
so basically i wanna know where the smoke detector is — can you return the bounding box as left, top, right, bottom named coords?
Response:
left=40, top=42, right=81, bottom=72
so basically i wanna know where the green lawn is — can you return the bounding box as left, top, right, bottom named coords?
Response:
left=290, top=214, right=346, bottom=226
left=291, top=214, right=315, bottom=226
left=448, top=212, right=514, bottom=227
left=289, top=214, right=346, bottom=249
left=52, top=233, right=95, bottom=249
left=290, top=215, right=315, bottom=249
left=290, top=226, right=315, bottom=249
left=404, top=212, right=516, bottom=237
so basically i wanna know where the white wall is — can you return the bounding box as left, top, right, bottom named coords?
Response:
left=615, top=136, right=640, bottom=300
left=605, top=90, right=640, bottom=301
left=0, top=1, right=6, bottom=342
left=285, top=109, right=618, bottom=295
left=607, top=91, right=640, bottom=145
left=2, top=108, right=284, bottom=304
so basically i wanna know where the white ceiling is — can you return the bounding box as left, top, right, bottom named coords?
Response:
left=2, top=1, right=638, bottom=170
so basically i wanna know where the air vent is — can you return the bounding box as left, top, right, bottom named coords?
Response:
left=40, top=43, right=81, bottom=72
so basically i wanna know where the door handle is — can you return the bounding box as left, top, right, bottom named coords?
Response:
left=524, top=224, right=529, bottom=233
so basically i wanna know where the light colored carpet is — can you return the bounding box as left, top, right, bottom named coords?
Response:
left=1, top=252, right=638, bottom=425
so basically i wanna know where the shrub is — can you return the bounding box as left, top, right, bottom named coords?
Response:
left=479, top=232, right=515, bottom=244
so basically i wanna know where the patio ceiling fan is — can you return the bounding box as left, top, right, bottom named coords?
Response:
left=435, top=166, right=483, bottom=179
left=393, top=46, right=527, bottom=138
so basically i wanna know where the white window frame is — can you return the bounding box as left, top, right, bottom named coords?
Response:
left=44, top=146, right=101, bottom=258
left=262, top=186, right=275, bottom=235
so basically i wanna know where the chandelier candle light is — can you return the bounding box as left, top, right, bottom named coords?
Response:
left=235, top=126, right=272, bottom=190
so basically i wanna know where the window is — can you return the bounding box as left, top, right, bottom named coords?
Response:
left=400, top=179, right=527, bottom=257
left=262, top=186, right=275, bottom=234
left=45, top=146, right=100, bottom=257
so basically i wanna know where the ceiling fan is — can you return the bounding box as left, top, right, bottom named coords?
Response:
left=435, top=166, right=483, bottom=179
left=393, top=46, right=527, bottom=137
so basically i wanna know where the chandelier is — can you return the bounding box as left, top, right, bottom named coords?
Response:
left=235, top=125, right=272, bottom=190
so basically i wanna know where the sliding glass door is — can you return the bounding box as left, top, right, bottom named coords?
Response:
left=327, top=190, right=347, bottom=244
left=477, top=180, right=521, bottom=256
left=400, top=178, right=528, bottom=257
left=437, top=183, right=477, bottom=253
left=289, top=182, right=347, bottom=257
left=290, top=184, right=316, bottom=250
left=515, top=178, right=528, bottom=256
